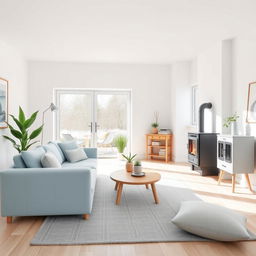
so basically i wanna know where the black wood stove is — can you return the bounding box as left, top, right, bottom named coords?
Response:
left=188, top=103, right=218, bottom=176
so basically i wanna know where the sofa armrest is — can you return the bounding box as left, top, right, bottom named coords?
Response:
left=0, top=168, right=96, bottom=217
left=84, top=147, right=97, bottom=158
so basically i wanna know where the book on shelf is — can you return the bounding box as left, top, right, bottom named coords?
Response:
left=152, top=141, right=161, bottom=146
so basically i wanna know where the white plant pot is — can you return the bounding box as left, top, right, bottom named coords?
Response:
left=134, top=166, right=142, bottom=174
left=231, top=122, right=238, bottom=136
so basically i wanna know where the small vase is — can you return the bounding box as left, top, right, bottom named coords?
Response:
left=152, top=128, right=158, bottom=134
left=231, top=122, right=238, bottom=136
left=126, top=162, right=134, bottom=172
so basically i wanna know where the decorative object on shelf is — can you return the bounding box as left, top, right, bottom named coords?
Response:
left=0, top=77, right=8, bottom=129
left=246, top=81, right=256, bottom=123
left=159, top=148, right=166, bottom=156
left=223, top=113, right=239, bottom=135
left=3, top=106, right=43, bottom=152
left=113, top=135, right=127, bottom=159
left=122, top=152, right=136, bottom=172
left=151, top=111, right=159, bottom=134
left=158, top=128, right=172, bottom=134
left=134, top=160, right=142, bottom=174
left=41, top=103, right=58, bottom=145
left=146, top=134, right=172, bottom=163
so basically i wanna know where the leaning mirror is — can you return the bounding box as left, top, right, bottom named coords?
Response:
left=246, top=81, right=256, bottom=123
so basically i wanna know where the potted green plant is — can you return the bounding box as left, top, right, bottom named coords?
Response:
left=122, top=153, right=136, bottom=172
left=3, top=106, right=43, bottom=152
left=113, top=135, right=127, bottom=159
left=223, top=113, right=239, bottom=135
left=151, top=111, right=159, bottom=134
left=134, top=160, right=142, bottom=174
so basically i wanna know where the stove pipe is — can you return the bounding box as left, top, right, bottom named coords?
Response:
left=199, top=102, right=212, bottom=133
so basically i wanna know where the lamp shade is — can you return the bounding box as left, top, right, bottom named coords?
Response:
left=50, top=103, right=58, bottom=112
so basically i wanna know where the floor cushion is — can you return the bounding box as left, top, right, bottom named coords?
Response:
left=172, top=201, right=251, bottom=241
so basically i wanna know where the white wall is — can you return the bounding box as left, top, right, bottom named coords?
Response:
left=28, top=61, right=172, bottom=157
left=232, top=38, right=256, bottom=187
left=0, top=40, right=27, bottom=170
left=197, top=42, right=222, bottom=133
left=170, top=61, right=192, bottom=162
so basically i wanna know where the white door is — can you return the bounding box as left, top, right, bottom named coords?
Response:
left=55, top=89, right=131, bottom=157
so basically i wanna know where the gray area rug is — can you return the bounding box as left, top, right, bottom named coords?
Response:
left=31, top=175, right=253, bottom=245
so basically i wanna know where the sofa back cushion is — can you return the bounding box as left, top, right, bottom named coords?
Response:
left=58, top=141, right=78, bottom=160
left=13, top=154, right=27, bottom=168
left=21, top=146, right=46, bottom=168
left=65, top=148, right=88, bottom=163
left=43, top=142, right=65, bottom=164
left=41, top=152, right=62, bottom=168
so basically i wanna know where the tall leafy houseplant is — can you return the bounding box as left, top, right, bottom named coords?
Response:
left=3, top=106, right=43, bottom=153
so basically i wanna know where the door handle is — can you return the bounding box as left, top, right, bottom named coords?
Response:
left=95, top=122, right=100, bottom=133
left=88, top=122, right=93, bottom=133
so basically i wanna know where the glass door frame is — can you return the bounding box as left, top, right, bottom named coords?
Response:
left=54, top=88, right=132, bottom=154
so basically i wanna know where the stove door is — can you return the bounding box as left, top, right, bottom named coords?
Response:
left=225, top=142, right=232, bottom=163
left=218, top=141, right=225, bottom=160
left=188, top=134, right=199, bottom=166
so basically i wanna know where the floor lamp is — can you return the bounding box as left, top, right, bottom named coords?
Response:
left=41, top=103, right=58, bottom=145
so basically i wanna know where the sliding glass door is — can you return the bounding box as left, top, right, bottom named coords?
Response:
left=55, top=89, right=131, bottom=158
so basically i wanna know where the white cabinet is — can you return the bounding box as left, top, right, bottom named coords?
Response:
left=217, top=135, right=254, bottom=193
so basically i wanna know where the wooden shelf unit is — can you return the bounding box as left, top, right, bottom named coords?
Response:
left=145, top=134, right=173, bottom=163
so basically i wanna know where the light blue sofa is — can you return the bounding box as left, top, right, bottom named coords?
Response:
left=0, top=141, right=97, bottom=223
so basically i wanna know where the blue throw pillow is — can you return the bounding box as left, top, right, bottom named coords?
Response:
left=58, top=141, right=79, bottom=160
left=13, top=154, right=27, bottom=168
left=43, top=142, right=65, bottom=164
left=21, top=147, right=46, bottom=168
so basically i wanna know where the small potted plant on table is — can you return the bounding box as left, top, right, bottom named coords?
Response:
left=122, top=153, right=136, bottom=172
left=134, top=160, right=142, bottom=174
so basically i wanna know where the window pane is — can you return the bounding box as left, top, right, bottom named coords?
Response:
left=59, top=93, right=92, bottom=147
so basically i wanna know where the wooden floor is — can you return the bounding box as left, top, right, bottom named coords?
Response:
left=1, top=160, right=256, bottom=256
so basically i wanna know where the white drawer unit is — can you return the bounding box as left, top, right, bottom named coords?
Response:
left=217, top=135, right=254, bottom=193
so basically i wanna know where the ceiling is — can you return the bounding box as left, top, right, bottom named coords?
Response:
left=0, top=0, right=256, bottom=63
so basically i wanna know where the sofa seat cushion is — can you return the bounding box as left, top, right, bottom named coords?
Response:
left=21, top=147, right=46, bottom=168
left=61, top=159, right=97, bottom=169
left=43, top=142, right=65, bottom=164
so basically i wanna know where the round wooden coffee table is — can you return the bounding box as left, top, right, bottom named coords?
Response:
left=110, top=170, right=161, bottom=205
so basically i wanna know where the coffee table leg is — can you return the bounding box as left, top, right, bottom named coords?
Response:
left=151, top=183, right=159, bottom=204
left=116, top=183, right=123, bottom=205
left=145, top=184, right=149, bottom=189
left=115, top=182, right=119, bottom=191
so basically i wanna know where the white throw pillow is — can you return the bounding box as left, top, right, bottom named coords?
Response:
left=41, top=152, right=61, bottom=168
left=64, top=148, right=88, bottom=163
left=172, top=201, right=251, bottom=241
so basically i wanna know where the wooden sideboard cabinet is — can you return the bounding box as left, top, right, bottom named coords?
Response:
left=145, top=134, right=173, bottom=163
